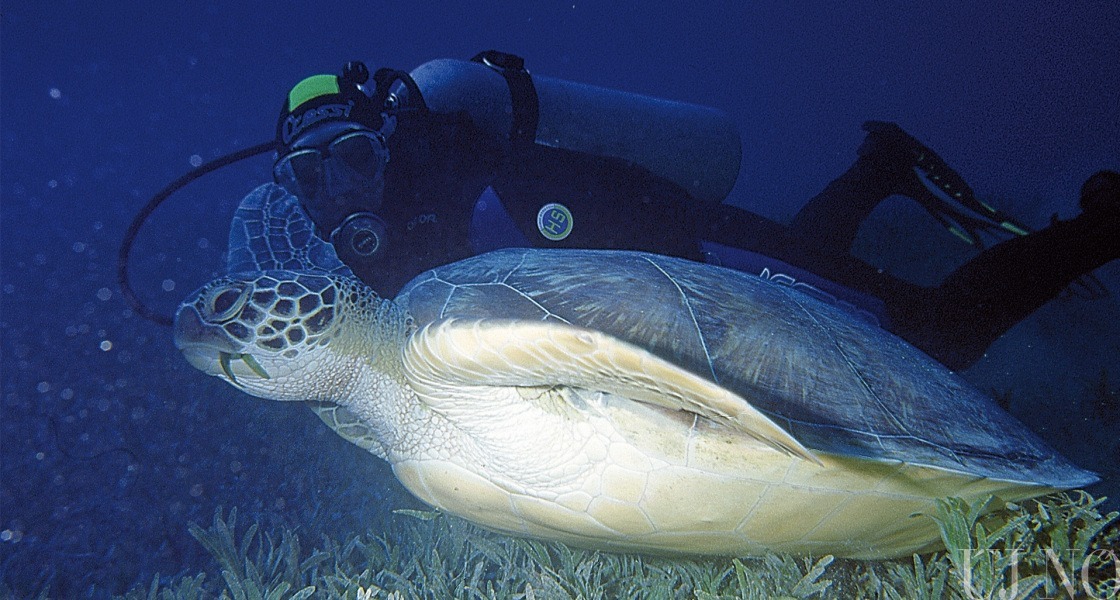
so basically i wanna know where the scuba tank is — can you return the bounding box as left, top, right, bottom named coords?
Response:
left=408, top=53, right=742, bottom=204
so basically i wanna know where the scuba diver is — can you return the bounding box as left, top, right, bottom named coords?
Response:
left=120, top=52, right=1120, bottom=372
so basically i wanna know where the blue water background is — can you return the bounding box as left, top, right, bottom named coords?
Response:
left=2, top=1, right=1118, bottom=596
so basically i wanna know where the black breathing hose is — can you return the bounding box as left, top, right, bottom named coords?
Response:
left=116, top=140, right=280, bottom=327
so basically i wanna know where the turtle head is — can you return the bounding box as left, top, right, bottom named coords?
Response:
left=174, top=270, right=394, bottom=402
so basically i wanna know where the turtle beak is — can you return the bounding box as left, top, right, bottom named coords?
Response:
left=173, top=305, right=270, bottom=383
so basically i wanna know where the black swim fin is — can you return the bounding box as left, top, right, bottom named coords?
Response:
left=863, top=120, right=1032, bottom=247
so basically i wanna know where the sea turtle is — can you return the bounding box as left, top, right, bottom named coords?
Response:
left=174, top=184, right=1096, bottom=559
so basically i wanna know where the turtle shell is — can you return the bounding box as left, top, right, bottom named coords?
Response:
left=396, top=248, right=1096, bottom=488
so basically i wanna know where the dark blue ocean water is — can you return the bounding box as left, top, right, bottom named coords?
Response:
left=2, top=2, right=1118, bottom=596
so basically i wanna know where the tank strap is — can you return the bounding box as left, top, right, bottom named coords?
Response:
left=471, top=50, right=539, bottom=151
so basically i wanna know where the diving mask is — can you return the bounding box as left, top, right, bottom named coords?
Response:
left=272, top=124, right=390, bottom=238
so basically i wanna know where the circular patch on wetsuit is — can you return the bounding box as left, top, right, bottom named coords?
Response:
left=536, top=203, right=574, bottom=241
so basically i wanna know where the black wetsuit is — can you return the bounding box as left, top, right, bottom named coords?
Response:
left=343, top=110, right=703, bottom=294
left=326, top=108, right=1118, bottom=371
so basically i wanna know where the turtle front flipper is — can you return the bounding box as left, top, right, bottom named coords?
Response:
left=402, top=318, right=819, bottom=464
left=308, top=401, right=386, bottom=458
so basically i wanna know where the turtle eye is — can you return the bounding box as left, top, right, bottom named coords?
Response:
left=203, top=283, right=250, bottom=323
